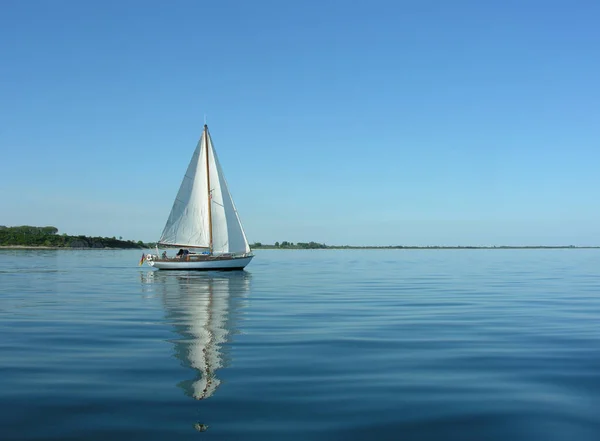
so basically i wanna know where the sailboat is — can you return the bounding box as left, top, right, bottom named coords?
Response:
left=144, top=124, right=254, bottom=270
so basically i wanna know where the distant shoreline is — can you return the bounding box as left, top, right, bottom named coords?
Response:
left=254, top=246, right=599, bottom=250
left=0, top=245, right=142, bottom=250
left=1, top=245, right=598, bottom=250
left=2, top=227, right=597, bottom=251
left=0, top=226, right=147, bottom=249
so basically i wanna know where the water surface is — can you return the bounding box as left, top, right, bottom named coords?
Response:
left=1, top=249, right=599, bottom=440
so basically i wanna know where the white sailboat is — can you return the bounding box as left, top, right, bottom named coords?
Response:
left=144, top=124, right=253, bottom=270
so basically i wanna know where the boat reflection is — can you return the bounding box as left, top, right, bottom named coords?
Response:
left=141, top=271, right=250, bottom=400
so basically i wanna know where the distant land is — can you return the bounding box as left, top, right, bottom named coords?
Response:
left=250, top=241, right=599, bottom=250
left=1, top=226, right=597, bottom=250
left=0, top=226, right=149, bottom=249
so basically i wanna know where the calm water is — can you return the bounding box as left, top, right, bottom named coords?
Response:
left=1, top=249, right=599, bottom=440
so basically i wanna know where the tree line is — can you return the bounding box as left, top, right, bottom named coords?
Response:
left=249, top=241, right=587, bottom=250
left=0, top=226, right=146, bottom=249
left=251, top=241, right=327, bottom=249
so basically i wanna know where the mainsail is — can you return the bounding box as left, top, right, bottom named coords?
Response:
left=158, top=126, right=251, bottom=254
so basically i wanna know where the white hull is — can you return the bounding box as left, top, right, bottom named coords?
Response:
left=148, top=255, right=253, bottom=271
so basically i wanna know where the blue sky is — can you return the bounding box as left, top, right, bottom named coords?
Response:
left=1, top=0, right=599, bottom=246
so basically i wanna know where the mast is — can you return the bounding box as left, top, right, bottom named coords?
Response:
left=204, top=124, right=213, bottom=254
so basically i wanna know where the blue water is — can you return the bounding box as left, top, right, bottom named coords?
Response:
left=1, top=249, right=599, bottom=440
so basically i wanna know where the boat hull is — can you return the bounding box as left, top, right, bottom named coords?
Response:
left=148, top=255, right=253, bottom=271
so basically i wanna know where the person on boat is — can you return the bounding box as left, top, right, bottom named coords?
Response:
left=176, top=248, right=190, bottom=260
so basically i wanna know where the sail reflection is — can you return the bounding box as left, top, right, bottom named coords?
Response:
left=141, top=271, right=250, bottom=400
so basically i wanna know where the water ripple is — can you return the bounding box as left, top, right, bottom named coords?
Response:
left=0, top=249, right=599, bottom=440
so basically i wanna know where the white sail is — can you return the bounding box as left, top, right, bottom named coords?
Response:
left=159, top=134, right=211, bottom=248
left=206, top=132, right=251, bottom=255
left=158, top=126, right=251, bottom=255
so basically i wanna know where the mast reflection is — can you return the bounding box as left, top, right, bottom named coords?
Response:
left=142, top=271, right=250, bottom=400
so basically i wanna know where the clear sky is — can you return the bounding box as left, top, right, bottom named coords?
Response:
left=1, top=0, right=599, bottom=246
